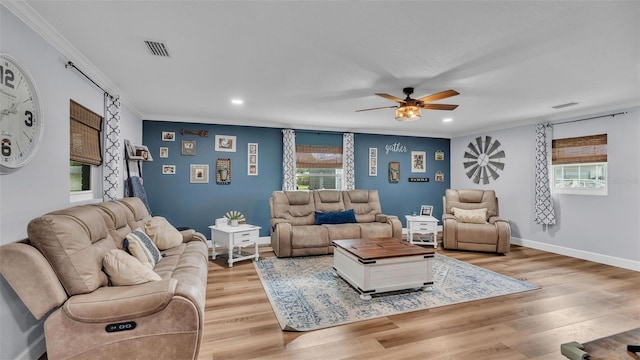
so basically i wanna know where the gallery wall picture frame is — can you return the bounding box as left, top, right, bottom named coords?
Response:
left=162, top=131, right=175, bottom=141
left=389, top=162, right=400, bottom=183
left=181, top=140, right=196, bottom=155
left=162, top=165, right=175, bottom=175
left=190, top=164, right=209, bottom=183
left=435, top=150, right=445, bottom=161
left=124, top=139, right=136, bottom=159
left=216, top=158, right=231, bottom=184
left=369, top=147, right=377, bottom=176
left=420, top=205, right=433, bottom=216
left=159, top=147, right=168, bottom=158
left=411, top=151, right=426, bottom=173
left=435, top=171, right=445, bottom=182
left=247, top=143, right=258, bottom=176
left=215, top=135, right=236, bottom=152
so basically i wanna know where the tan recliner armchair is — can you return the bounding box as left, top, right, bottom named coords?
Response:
left=442, top=189, right=511, bottom=254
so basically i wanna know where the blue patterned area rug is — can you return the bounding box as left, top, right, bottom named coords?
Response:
left=254, top=254, right=538, bottom=331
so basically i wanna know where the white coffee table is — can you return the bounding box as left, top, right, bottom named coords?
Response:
left=209, top=224, right=261, bottom=267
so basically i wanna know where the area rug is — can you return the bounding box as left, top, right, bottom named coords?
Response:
left=254, top=254, right=538, bottom=331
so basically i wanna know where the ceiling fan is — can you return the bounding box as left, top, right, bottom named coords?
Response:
left=356, top=87, right=459, bottom=121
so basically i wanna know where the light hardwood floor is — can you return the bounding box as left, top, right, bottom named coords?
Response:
left=200, top=245, right=640, bottom=360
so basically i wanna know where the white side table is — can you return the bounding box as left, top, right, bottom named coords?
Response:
left=209, top=224, right=261, bottom=267
left=405, top=215, right=439, bottom=248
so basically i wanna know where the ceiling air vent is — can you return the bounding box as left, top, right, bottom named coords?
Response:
left=552, top=102, right=579, bottom=109
left=144, top=40, right=171, bottom=57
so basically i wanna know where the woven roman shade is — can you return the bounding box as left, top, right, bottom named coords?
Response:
left=552, top=134, right=607, bottom=165
left=70, top=100, right=103, bottom=166
left=296, top=145, right=342, bottom=169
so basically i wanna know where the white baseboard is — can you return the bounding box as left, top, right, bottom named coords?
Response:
left=512, top=237, right=640, bottom=272
left=257, top=236, right=270, bottom=245
left=16, top=333, right=46, bottom=360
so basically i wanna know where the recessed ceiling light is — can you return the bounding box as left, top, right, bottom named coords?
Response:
left=443, top=118, right=453, bottom=122
left=231, top=99, right=244, bottom=105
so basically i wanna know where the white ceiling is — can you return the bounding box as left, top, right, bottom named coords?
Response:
left=9, top=1, right=640, bottom=138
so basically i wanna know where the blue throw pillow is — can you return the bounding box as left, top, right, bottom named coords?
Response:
left=315, top=209, right=357, bottom=225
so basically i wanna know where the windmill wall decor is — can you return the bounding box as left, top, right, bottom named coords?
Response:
left=463, top=136, right=506, bottom=184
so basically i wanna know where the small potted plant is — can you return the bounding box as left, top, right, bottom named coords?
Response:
left=224, top=210, right=244, bottom=227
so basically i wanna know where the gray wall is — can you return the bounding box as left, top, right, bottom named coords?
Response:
left=450, top=107, right=640, bottom=270
left=0, top=6, right=142, bottom=359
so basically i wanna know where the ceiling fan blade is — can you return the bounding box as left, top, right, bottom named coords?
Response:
left=375, top=93, right=405, bottom=103
left=420, top=104, right=459, bottom=111
left=417, top=89, right=459, bottom=103
left=355, top=105, right=398, bottom=112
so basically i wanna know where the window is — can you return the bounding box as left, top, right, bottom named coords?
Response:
left=552, top=134, right=607, bottom=195
left=295, top=145, right=342, bottom=190
left=69, top=100, right=102, bottom=202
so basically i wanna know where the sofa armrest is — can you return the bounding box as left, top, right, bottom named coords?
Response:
left=442, top=214, right=458, bottom=249
left=270, top=219, right=292, bottom=257
left=0, top=241, right=68, bottom=320
left=489, top=216, right=511, bottom=254
left=488, top=216, right=508, bottom=224
left=180, top=229, right=206, bottom=243
left=376, top=214, right=402, bottom=240
left=63, top=278, right=178, bottom=323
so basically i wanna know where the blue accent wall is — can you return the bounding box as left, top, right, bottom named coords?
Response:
left=142, top=121, right=450, bottom=237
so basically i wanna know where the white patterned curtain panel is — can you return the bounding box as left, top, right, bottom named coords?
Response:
left=534, top=123, right=556, bottom=225
left=342, top=132, right=355, bottom=190
left=103, top=94, right=121, bottom=201
left=282, top=129, right=297, bottom=191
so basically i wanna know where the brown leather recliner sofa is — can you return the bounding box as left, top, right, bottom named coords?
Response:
left=442, top=189, right=511, bottom=254
left=0, top=197, right=209, bottom=360
left=270, top=189, right=402, bottom=257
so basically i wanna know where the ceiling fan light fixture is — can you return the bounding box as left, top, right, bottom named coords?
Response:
left=395, top=105, right=421, bottom=121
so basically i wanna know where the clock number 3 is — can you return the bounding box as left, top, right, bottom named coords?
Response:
left=25, top=111, right=33, bottom=127
left=0, top=65, right=15, bottom=89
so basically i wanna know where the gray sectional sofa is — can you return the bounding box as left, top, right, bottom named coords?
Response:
left=269, top=189, right=402, bottom=257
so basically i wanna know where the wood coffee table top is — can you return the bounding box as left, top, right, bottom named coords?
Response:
left=332, top=238, right=435, bottom=261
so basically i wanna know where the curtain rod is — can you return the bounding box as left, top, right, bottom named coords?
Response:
left=65, top=61, right=117, bottom=100
left=553, top=111, right=627, bottom=126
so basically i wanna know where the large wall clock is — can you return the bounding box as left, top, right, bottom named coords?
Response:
left=463, top=135, right=506, bottom=184
left=0, top=54, right=43, bottom=174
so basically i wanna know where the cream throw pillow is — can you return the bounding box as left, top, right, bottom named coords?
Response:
left=124, top=228, right=162, bottom=269
left=103, top=249, right=161, bottom=286
left=452, top=207, right=488, bottom=224
left=145, top=216, right=183, bottom=250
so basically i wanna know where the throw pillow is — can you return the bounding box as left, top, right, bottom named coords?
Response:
left=315, top=209, right=358, bottom=225
left=452, top=207, right=488, bottom=224
left=145, top=216, right=183, bottom=250
left=124, top=228, right=162, bottom=269
left=103, top=249, right=161, bottom=286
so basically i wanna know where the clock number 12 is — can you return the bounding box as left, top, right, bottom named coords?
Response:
left=0, top=65, right=15, bottom=89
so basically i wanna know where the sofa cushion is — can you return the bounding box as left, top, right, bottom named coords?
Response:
left=103, top=249, right=161, bottom=286
left=271, top=191, right=316, bottom=225
left=314, top=190, right=345, bottom=213
left=124, top=229, right=162, bottom=269
left=452, top=207, right=488, bottom=224
left=27, top=206, right=115, bottom=296
left=145, top=216, right=183, bottom=250
left=445, top=189, right=498, bottom=218
left=324, top=223, right=360, bottom=240
left=291, top=226, right=329, bottom=249
left=359, top=222, right=394, bottom=238
left=315, top=209, right=357, bottom=225
left=343, top=190, right=382, bottom=223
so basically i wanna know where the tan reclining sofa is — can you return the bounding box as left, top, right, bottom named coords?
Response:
left=0, top=198, right=209, bottom=360
left=270, top=189, right=402, bottom=257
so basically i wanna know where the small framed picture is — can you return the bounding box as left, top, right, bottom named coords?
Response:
left=247, top=143, right=258, bottom=175
left=435, top=150, right=445, bottom=161
left=124, top=139, right=136, bottom=159
left=162, top=165, right=175, bottom=174
left=162, top=131, right=175, bottom=141
left=420, top=205, right=433, bottom=216
left=159, top=147, right=168, bottom=158
left=435, top=170, right=445, bottom=182
left=215, top=135, right=236, bottom=152
left=190, top=164, right=209, bottom=183
left=389, top=162, right=400, bottom=182
left=369, top=147, right=377, bottom=176
left=182, top=140, right=196, bottom=155
left=411, top=151, right=426, bottom=173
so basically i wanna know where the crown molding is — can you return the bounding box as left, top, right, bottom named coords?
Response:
left=1, top=0, right=143, bottom=118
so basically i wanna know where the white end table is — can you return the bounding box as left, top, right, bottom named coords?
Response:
left=209, top=224, right=261, bottom=267
left=405, top=215, right=439, bottom=248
